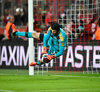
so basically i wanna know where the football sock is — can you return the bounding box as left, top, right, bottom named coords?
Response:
left=37, top=61, right=41, bottom=65
left=15, top=32, right=33, bottom=38
left=37, top=61, right=44, bottom=65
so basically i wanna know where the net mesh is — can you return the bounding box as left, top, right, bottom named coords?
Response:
left=33, top=0, right=100, bottom=75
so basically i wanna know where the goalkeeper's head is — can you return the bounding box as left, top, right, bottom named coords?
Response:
left=51, top=22, right=60, bottom=36
left=9, top=15, right=15, bottom=23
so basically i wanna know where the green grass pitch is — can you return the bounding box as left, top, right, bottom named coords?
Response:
left=0, top=69, right=100, bottom=92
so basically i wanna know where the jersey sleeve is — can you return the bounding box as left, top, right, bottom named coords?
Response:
left=43, top=27, right=52, bottom=47
left=55, top=33, right=67, bottom=57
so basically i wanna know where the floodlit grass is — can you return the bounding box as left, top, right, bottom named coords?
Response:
left=0, top=69, right=100, bottom=92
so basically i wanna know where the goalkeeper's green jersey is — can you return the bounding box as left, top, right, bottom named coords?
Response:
left=43, top=27, right=67, bottom=57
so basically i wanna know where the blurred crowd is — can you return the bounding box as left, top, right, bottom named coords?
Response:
left=0, top=0, right=28, bottom=26
left=59, top=0, right=99, bottom=41
left=0, top=0, right=100, bottom=42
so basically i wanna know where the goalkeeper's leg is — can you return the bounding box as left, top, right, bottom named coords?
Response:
left=30, top=54, right=50, bottom=66
left=30, top=60, right=44, bottom=66
left=30, top=60, right=50, bottom=66
left=14, top=31, right=44, bottom=41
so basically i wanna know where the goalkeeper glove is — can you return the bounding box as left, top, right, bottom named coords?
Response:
left=46, top=55, right=56, bottom=61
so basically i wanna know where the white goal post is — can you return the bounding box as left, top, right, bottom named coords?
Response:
left=28, top=0, right=34, bottom=75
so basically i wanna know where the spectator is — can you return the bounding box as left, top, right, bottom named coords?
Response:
left=34, top=21, right=42, bottom=33
left=58, top=6, right=67, bottom=26
left=95, top=18, right=100, bottom=40
left=6, top=15, right=17, bottom=39
left=45, top=6, right=53, bottom=28
left=83, top=18, right=98, bottom=40
left=25, top=21, right=42, bottom=33
left=72, top=4, right=98, bottom=40
left=14, top=8, right=27, bottom=26
left=14, top=8, right=22, bottom=26
left=35, top=8, right=43, bottom=25
left=2, top=8, right=11, bottom=25
left=21, top=8, right=27, bottom=25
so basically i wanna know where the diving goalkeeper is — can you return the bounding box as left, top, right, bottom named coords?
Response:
left=11, top=22, right=67, bottom=66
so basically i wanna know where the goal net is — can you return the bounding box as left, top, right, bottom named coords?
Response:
left=33, top=0, right=100, bottom=75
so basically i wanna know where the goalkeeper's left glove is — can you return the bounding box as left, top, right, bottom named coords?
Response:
left=46, top=55, right=56, bottom=61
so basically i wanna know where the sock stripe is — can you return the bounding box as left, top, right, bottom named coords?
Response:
left=25, top=32, right=28, bottom=37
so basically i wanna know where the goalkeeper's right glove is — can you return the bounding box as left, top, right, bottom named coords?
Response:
left=45, top=55, right=56, bottom=61
left=40, top=47, right=47, bottom=58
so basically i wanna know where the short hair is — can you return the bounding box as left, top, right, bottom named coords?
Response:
left=51, top=22, right=60, bottom=32
left=9, top=15, right=14, bottom=21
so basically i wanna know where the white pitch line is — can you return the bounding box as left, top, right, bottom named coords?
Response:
left=0, top=90, right=15, bottom=92
left=18, top=88, right=100, bottom=92
left=52, top=75, right=100, bottom=78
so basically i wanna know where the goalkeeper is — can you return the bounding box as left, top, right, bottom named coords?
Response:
left=12, top=22, right=67, bottom=66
